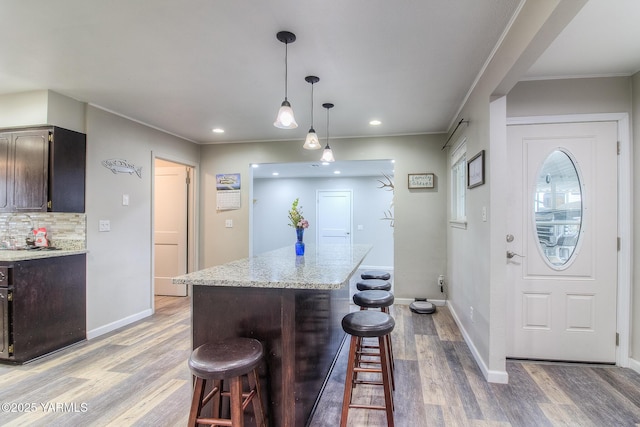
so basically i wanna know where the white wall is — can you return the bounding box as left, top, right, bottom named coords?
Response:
left=85, top=105, right=200, bottom=337
left=253, top=175, right=394, bottom=267
left=200, top=134, right=447, bottom=301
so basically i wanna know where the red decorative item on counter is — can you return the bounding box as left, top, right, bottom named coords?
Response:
left=33, top=227, right=48, bottom=247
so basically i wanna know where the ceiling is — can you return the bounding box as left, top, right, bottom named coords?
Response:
left=0, top=0, right=639, bottom=149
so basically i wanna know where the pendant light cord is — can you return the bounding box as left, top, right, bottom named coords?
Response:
left=284, top=42, right=289, bottom=100
left=310, top=83, right=314, bottom=128
left=326, top=107, right=330, bottom=147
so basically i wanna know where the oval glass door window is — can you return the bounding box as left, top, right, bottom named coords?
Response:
left=534, top=150, right=582, bottom=267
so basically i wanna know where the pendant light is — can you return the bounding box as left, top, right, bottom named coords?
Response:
left=320, top=103, right=335, bottom=162
left=274, top=31, right=298, bottom=129
left=303, top=76, right=321, bottom=149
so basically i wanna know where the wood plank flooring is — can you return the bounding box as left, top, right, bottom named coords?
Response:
left=0, top=296, right=639, bottom=426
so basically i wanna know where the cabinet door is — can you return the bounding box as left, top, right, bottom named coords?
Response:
left=49, top=127, right=86, bottom=212
left=12, top=130, right=48, bottom=212
left=0, top=134, right=10, bottom=211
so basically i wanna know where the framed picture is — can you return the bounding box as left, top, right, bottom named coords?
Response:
left=408, top=173, right=435, bottom=189
left=467, top=150, right=485, bottom=188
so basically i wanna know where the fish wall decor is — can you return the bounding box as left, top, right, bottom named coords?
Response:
left=101, top=158, right=143, bottom=178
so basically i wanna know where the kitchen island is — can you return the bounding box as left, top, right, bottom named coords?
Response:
left=173, top=244, right=371, bottom=427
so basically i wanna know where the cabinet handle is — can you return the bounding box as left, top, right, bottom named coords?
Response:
left=0, top=271, right=5, bottom=281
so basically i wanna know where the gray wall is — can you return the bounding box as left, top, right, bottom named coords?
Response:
left=199, top=134, right=447, bottom=301
left=253, top=175, right=394, bottom=267
left=85, top=105, right=200, bottom=336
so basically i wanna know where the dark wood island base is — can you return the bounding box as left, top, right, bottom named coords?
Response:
left=192, top=283, right=348, bottom=427
left=175, top=244, right=372, bottom=427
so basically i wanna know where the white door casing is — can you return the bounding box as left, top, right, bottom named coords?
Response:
left=317, top=190, right=353, bottom=245
left=506, top=121, right=618, bottom=363
left=154, top=165, right=188, bottom=296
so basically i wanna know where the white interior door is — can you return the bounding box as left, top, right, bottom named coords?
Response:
left=506, top=121, right=618, bottom=363
left=154, top=165, right=188, bottom=296
left=317, top=190, right=352, bottom=245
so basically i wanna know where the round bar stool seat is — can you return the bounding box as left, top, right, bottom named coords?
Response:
left=356, top=278, right=392, bottom=292
left=360, top=270, right=391, bottom=281
left=188, top=337, right=267, bottom=427
left=342, top=310, right=395, bottom=337
left=341, top=311, right=395, bottom=426
left=353, top=290, right=394, bottom=310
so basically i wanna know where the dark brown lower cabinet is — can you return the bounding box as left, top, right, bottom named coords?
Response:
left=0, top=254, right=86, bottom=364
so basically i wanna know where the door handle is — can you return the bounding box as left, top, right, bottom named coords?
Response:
left=506, top=251, right=524, bottom=259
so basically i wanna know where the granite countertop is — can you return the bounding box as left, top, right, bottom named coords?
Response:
left=173, top=244, right=372, bottom=290
left=0, top=248, right=88, bottom=262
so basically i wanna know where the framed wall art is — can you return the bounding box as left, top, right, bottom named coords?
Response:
left=467, top=150, right=485, bottom=188
left=408, top=173, right=435, bottom=189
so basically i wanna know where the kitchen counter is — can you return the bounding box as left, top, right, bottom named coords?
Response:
left=0, top=248, right=87, bottom=262
left=174, top=243, right=371, bottom=427
left=173, top=243, right=372, bottom=289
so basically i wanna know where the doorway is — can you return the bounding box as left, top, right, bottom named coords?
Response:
left=153, top=158, right=194, bottom=297
left=506, top=120, right=618, bottom=363
left=316, top=190, right=353, bottom=245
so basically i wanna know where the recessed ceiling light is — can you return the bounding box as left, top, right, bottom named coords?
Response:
left=212, top=128, right=225, bottom=133
left=272, top=172, right=279, bottom=176
left=334, top=170, right=341, bottom=174
left=369, top=120, right=382, bottom=126
left=321, top=162, right=330, bottom=166
left=251, top=164, right=259, bottom=168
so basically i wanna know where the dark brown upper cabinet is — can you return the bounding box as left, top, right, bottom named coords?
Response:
left=0, top=126, right=86, bottom=213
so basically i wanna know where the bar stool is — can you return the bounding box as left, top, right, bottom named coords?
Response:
left=188, top=337, right=267, bottom=427
left=360, top=270, right=391, bottom=281
left=352, top=290, right=396, bottom=388
left=340, top=310, right=395, bottom=427
left=356, top=278, right=392, bottom=292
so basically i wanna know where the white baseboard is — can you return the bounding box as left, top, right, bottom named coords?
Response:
left=629, top=357, right=640, bottom=375
left=87, top=308, right=153, bottom=340
left=447, top=301, right=509, bottom=384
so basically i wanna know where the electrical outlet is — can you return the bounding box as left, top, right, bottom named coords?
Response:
left=99, top=220, right=110, bottom=232
left=225, top=219, right=233, bottom=228
left=470, top=306, right=474, bottom=322
left=437, top=275, right=445, bottom=286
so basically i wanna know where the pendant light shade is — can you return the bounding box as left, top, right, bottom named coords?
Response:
left=320, top=103, right=335, bottom=162
left=274, top=31, right=298, bottom=129
left=303, top=76, right=321, bottom=150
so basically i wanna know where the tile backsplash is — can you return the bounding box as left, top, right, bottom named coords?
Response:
left=0, top=213, right=86, bottom=250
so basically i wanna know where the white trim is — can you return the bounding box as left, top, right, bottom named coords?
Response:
left=629, top=357, right=640, bottom=375
left=87, top=309, right=153, bottom=339
left=448, top=301, right=509, bottom=384
left=507, top=113, right=632, bottom=368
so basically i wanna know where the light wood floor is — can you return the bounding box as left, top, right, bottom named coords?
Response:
left=1, top=296, right=639, bottom=426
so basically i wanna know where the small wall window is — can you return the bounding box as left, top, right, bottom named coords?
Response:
left=450, top=138, right=467, bottom=227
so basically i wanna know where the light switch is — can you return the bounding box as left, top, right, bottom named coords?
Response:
left=99, top=220, right=111, bottom=232
left=357, top=225, right=364, bottom=231
left=482, top=206, right=487, bottom=222
left=122, top=194, right=130, bottom=206
left=225, top=219, right=233, bottom=228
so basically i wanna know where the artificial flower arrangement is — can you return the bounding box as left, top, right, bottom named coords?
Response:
left=288, top=198, right=309, bottom=229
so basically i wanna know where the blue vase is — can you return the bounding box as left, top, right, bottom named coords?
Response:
left=295, top=228, right=305, bottom=256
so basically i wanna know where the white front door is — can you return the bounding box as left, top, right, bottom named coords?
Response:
left=154, top=165, right=188, bottom=296
left=317, top=190, right=352, bottom=245
left=506, top=121, right=618, bottom=362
